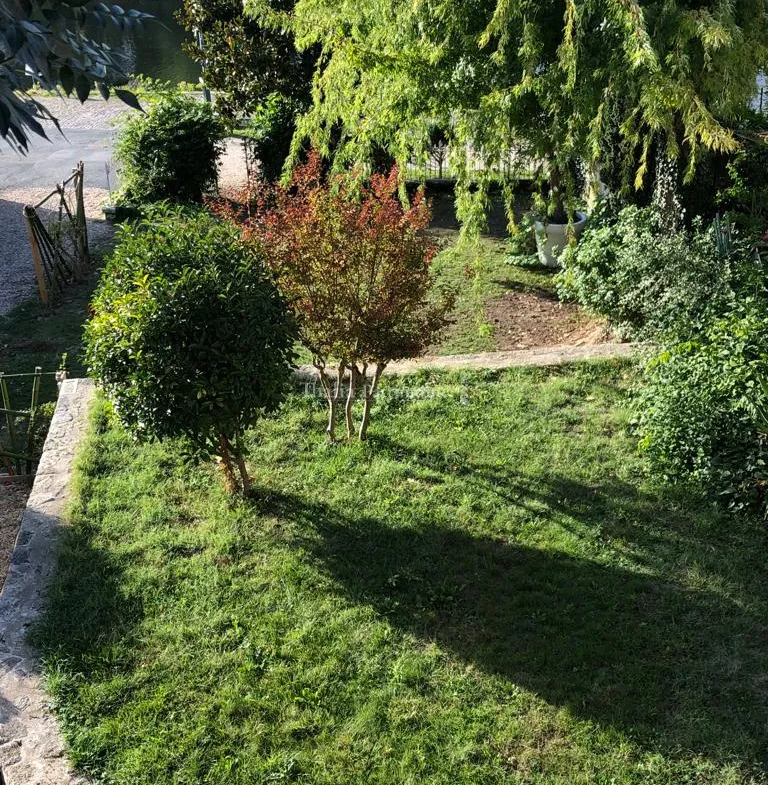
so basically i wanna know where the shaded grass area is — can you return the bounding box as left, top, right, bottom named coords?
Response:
left=35, top=363, right=768, bottom=784
left=429, top=236, right=558, bottom=355
left=0, top=271, right=97, bottom=404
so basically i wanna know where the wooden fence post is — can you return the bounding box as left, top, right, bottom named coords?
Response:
left=23, top=206, right=49, bottom=305
left=75, top=161, right=90, bottom=274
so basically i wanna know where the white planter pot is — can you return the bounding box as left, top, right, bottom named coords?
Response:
left=534, top=211, right=588, bottom=268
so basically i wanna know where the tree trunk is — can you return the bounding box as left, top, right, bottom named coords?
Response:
left=315, top=359, right=343, bottom=442
left=217, top=432, right=239, bottom=495
left=345, top=365, right=359, bottom=440
left=234, top=449, right=252, bottom=497
left=359, top=364, right=385, bottom=441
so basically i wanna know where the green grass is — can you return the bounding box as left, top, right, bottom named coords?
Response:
left=34, top=362, right=768, bottom=784
left=429, top=236, right=557, bottom=355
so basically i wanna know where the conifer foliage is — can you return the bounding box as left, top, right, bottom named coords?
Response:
left=273, top=0, right=768, bottom=219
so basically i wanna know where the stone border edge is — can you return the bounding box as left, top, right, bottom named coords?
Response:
left=0, top=377, right=95, bottom=785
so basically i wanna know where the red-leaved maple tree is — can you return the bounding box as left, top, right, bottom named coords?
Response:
left=217, top=152, right=452, bottom=441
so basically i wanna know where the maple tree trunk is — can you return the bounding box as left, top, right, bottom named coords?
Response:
left=345, top=365, right=359, bottom=440
left=316, top=360, right=344, bottom=442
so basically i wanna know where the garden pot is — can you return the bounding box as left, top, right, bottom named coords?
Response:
left=534, top=211, right=588, bottom=268
left=102, top=204, right=117, bottom=222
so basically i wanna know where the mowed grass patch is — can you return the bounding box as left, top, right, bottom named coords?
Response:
left=35, top=362, right=768, bottom=784
left=0, top=267, right=99, bottom=403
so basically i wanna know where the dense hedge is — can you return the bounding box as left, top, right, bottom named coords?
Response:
left=636, top=300, right=768, bottom=517
left=115, top=95, right=226, bottom=205
left=557, top=205, right=737, bottom=340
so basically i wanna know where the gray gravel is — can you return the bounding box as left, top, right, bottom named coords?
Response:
left=0, top=98, right=126, bottom=316
left=0, top=187, right=115, bottom=316
left=0, top=96, right=249, bottom=316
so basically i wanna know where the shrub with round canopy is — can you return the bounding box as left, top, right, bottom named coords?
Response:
left=85, top=208, right=297, bottom=495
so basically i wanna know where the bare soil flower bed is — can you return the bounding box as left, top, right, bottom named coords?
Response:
left=0, top=481, right=30, bottom=588
left=485, top=290, right=610, bottom=350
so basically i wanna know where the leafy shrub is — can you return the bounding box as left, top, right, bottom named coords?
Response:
left=636, top=300, right=768, bottom=517
left=217, top=152, right=453, bottom=441
left=115, top=95, right=226, bottom=205
left=85, top=208, right=296, bottom=495
left=244, top=93, right=303, bottom=182
left=558, top=205, right=736, bottom=339
left=681, top=112, right=768, bottom=236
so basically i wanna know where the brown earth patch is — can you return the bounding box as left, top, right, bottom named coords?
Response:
left=486, top=290, right=610, bottom=351
left=0, top=480, right=30, bottom=590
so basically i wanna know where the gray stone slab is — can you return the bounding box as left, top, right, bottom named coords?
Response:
left=0, top=378, right=94, bottom=785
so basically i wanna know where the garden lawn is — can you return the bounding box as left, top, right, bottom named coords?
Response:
left=36, top=362, right=768, bottom=785
left=0, top=269, right=97, bottom=403
left=428, top=236, right=583, bottom=355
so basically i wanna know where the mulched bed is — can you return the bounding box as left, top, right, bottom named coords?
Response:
left=486, top=290, right=610, bottom=350
left=0, top=481, right=30, bottom=590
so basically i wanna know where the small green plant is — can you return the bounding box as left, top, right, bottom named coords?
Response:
left=115, top=95, right=226, bottom=205
left=242, top=93, right=304, bottom=182
left=85, top=208, right=297, bottom=496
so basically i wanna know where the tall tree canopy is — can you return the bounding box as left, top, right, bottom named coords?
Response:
left=179, top=0, right=315, bottom=122
left=266, top=0, right=768, bottom=220
left=0, top=1, right=148, bottom=152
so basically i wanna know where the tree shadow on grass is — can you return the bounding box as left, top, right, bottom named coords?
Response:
left=29, top=520, right=143, bottom=672
left=251, top=478, right=768, bottom=774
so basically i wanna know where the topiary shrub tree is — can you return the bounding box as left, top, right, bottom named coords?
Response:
left=219, top=152, right=452, bottom=441
left=115, top=95, right=226, bottom=205
left=85, top=208, right=297, bottom=496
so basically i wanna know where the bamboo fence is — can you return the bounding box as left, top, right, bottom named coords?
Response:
left=23, top=161, right=90, bottom=305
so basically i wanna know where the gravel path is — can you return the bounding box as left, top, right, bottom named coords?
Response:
left=0, top=187, right=115, bottom=316
left=0, top=97, right=247, bottom=317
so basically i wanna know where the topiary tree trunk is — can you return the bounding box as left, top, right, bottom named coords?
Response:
left=217, top=432, right=240, bottom=495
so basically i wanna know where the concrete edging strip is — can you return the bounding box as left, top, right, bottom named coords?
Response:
left=0, top=378, right=94, bottom=785
left=295, top=342, right=641, bottom=381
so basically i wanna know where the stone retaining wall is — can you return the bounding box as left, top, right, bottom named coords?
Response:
left=0, top=378, right=94, bottom=785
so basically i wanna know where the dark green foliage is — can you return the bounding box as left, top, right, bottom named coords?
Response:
left=681, top=113, right=768, bottom=235
left=178, top=0, right=314, bottom=123
left=636, top=300, right=768, bottom=517
left=0, top=1, right=149, bottom=151
left=115, top=95, right=226, bottom=205
left=557, top=205, right=738, bottom=339
left=85, top=208, right=296, bottom=494
left=244, top=93, right=304, bottom=181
